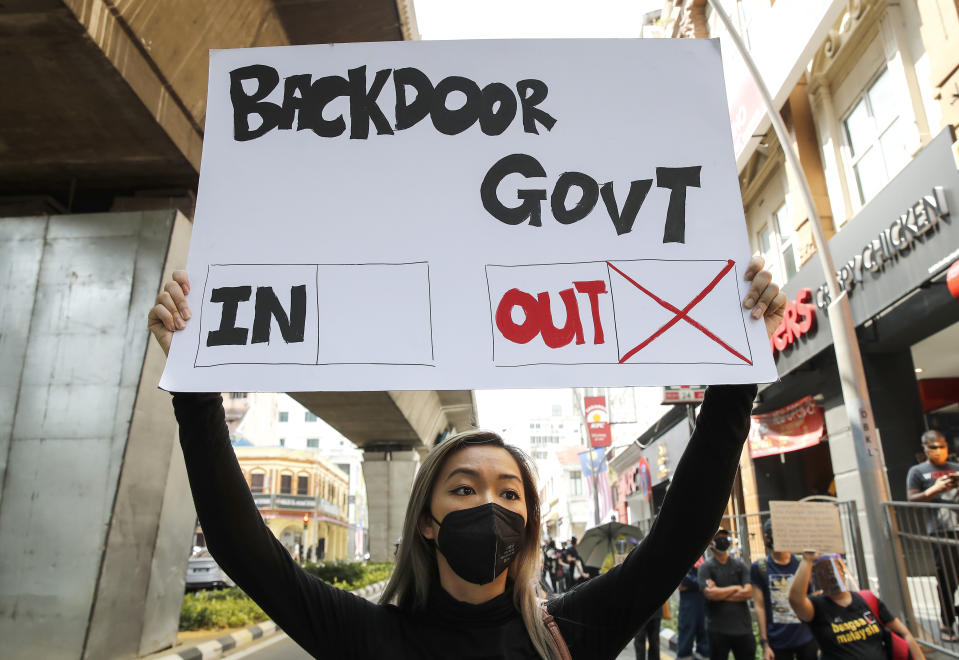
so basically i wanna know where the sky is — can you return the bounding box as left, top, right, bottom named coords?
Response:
left=412, top=0, right=663, bottom=433
left=414, top=0, right=662, bottom=40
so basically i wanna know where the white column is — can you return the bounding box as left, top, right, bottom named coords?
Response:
left=363, top=450, right=421, bottom=562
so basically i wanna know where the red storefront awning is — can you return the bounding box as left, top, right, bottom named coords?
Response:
left=748, top=396, right=825, bottom=459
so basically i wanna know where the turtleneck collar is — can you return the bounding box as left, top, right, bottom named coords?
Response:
left=424, top=575, right=521, bottom=627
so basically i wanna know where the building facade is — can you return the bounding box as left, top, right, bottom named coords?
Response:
left=234, top=446, right=350, bottom=561
left=647, top=0, right=959, bottom=587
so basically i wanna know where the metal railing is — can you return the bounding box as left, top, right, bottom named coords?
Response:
left=884, top=501, right=959, bottom=657
left=634, top=499, right=868, bottom=586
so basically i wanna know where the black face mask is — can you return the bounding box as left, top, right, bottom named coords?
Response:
left=713, top=537, right=731, bottom=552
left=431, top=502, right=526, bottom=585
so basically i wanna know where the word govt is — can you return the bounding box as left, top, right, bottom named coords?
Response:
left=230, top=65, right=557, bottom=141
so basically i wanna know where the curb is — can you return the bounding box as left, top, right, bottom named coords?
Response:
left=152, top=580, right=388, bottom=660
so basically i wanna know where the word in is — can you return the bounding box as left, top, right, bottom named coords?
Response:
left=206, top=285, right=306, bottom=346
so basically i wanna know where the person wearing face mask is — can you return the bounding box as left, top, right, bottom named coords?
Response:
left=750, top=520, right=817, bottom=660
left=788, top=552, right=925, bottom=660
left=147, top=258, right=786, bottom=659
left=697, top=529, right=755, bottom=660
left=907, top=429, right=959, bottom=642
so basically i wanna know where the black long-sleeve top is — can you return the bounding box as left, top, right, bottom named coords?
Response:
left=174, top=384, right=756, bottom=659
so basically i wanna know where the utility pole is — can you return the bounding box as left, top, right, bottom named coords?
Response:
left=705, top=0, right=901, bottom=607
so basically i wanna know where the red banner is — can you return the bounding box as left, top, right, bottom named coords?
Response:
left=748, top=396, right=825, bottom=459
left=584, top=396, right=611, bottom=447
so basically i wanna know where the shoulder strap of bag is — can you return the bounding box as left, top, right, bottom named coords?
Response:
left=542, top=609, right=573, bottom=660
left=858, top=590, right=912, bottom=660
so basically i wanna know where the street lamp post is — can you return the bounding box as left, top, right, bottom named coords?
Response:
left=704, top=0, right=901, bottom=607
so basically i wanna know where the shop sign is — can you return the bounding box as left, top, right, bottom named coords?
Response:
left=661, top=385, right=706, bottom=404
left=948, top=260, right=959, bottom=300
left=813, top=187, right=949, bottom=308
left=253, top=494, right=272, bottom=509
left=769, top=288, right=816, bottom=356
left=584, top=396, right=611, bottom=447
left=748, top=396, right=825, bottom=459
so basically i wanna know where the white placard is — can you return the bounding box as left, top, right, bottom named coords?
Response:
left=160, top=39, right=778, bottom=392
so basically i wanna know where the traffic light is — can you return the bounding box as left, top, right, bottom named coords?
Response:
left=302, top=513, right=309, bottom=530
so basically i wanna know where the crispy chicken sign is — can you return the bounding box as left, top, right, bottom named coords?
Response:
left=160, top=39, right=777, bottom=392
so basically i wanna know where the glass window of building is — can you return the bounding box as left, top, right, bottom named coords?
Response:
left=758, top=203, right=796, bottom=283
left=570, top=470, right=583, bottom=496
left=307, top=437, right=319, bottom=449
left=305, top=411, right=317, bottom=422
left=229, top=392, right=247, bottom=399
left=250, top=473, right=265, bottom=493
left=297, top=475, right=309, bottom=495
left=279, top=411, right=288, bottom=422
left=279, top=438, right=285, bottom=448
left=843, top=67, right=911, bottom=206
left=280, top=474, right=292, bottom=494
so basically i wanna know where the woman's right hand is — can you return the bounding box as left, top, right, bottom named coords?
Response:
left=148, top=270, right=192, bottom=356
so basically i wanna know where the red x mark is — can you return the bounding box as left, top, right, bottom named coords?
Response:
left=607, top=259, right=752, bottom=365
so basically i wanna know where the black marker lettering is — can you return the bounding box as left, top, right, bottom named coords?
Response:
left=206, top=286, right=252, bottom=346
left=230, top=65, right=281, bottom=141
left=657, top=166, right=701, bottom=244
left=480, top=154, right=548, bottom=227
left=251, top=285, right=307, bottom=344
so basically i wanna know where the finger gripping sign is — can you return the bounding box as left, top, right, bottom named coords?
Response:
left=160, top=39, right=778, bottom=392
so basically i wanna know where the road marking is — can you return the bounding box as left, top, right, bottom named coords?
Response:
left=222, top=632, right=288, bottom=658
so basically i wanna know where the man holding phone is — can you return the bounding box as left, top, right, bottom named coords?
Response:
left=907, top=430, right=959, bottom=641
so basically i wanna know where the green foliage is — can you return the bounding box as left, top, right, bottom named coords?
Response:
left=179, top=562, right=393, bottom=630
left=179, top=588, right=267, bottom=630
left=302, top=561, right=393, bottom=590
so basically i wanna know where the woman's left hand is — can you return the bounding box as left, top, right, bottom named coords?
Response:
left=742, top=255, right=787, bottom=340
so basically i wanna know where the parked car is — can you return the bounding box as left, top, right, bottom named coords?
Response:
left=185, top=547, right=235, bottom=590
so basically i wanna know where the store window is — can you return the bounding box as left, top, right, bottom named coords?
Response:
left=280, top=474, right=292, bottom=494
left=843, top=67, right=911, bottom=206
left=570, top=470, right=583, bottom=496
left=250, top=472, right=265, bottom=493
left=297, top=475, right=309, bottom=495
left=758, top=203, right=797, bottom=283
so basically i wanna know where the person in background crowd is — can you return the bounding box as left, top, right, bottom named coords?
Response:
left=542, top=538, right=558, bottom=593
left=563, top=536, right=588, bottom=587
left=788, top=551, right=925, bottom=659
left=677, top=557, right=710, bottom=660
left=698, top=528, right=754, bottom=660
left=907, top=429, right=959, bottom=642
left=750, top=520, right=817, bottom=660
left=633, top=601, right=663, bottom=660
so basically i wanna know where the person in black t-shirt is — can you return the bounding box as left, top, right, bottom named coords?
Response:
left=788, top=551, right=924, bottom=660
left=907, top=429, right=959, bottom=641
left=698, top=529, right=754, bottom=660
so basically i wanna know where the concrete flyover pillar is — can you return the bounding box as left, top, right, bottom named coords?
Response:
left=0, top=210, right=197, bottom=659
left=363, top=449, right=421, bottom=562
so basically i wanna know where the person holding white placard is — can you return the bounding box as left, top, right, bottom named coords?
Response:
left=147, top=257, right=785, bottom=659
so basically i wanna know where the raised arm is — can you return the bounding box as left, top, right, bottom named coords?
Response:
left=548, top=256, right=783, bottom=659
left=788, top=552, right=816, bottom=622
left=151, top=273, right=391, bottom=658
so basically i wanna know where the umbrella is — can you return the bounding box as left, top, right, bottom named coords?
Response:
left=576, top=521, right=645, bottom=568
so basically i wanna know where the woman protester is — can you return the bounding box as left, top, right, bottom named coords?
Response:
left=788, top=551, right=925, bottom=659
left=148, top=257, right=785, bottom=659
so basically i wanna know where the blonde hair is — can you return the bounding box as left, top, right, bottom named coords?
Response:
left=379, top=430, right=561, bottom=659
